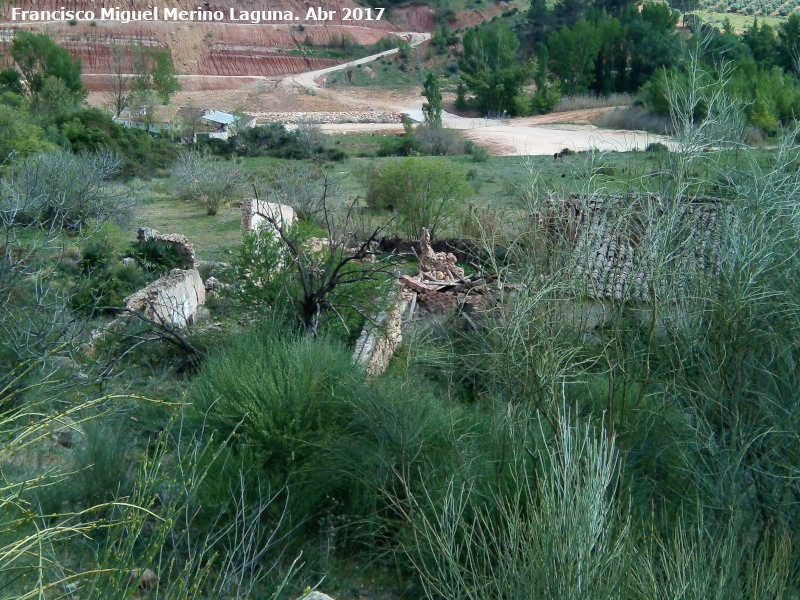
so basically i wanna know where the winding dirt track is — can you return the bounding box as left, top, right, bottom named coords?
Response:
left=83, top=25, right=674, bottom=156
left=272, top=34, right=674, bottom=156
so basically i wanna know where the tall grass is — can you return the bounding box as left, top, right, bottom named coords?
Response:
left=400, top=411, right=630, bottom=600
left=554, top=93, right=634, bottom=112
left=0, top=362, right=296, bottom=600
left=594, top=105, right=675, bottom=134
left=393, top=46, right=800, bottom=599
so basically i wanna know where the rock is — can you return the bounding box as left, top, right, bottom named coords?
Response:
left=121, top=257, right=136, bottom=266
left=306, top=237, right=330, bottom=253
left=242, top=199, right=296, bottom=236
left=136, top=227, right=159, bottom=243
left=124, top=269, right=206, bottom=328
left=297, top=592, right=336, bottom=600
left=50, top=416, right=82, bottom=449
left=189, top=307, right=211, bottom=325
left=195, top=260, right=232, bottom=274
left=130, top=568, right=157, bottom=591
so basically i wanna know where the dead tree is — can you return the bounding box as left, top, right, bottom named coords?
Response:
left=250, top=178, right=395, bottom=337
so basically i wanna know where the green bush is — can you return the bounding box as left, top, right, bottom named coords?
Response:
left=51, top=108, right=177, bottom=179
left=188, top=322, right=467, bottom=559
left=189, top=322, right=363, bottom=484
left=645, top=141, right=669, bottom=152
left=71, top=420, right=134, bottom=506
left=71, top=262, right=149, bottom=316
left=71, top=237, right=150, bottom=315
left=128, top=238, right=183, bottom=274
left=365, top=157, right=473, bottom=239
left=469, top=143, right=490, bottom=162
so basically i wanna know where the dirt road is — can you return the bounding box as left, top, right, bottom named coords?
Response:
left=86, top=28, right=675, bottom=156
left=275, top=36, right=674, bottom=156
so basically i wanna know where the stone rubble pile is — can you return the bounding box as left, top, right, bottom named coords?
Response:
left=354, top=228, right=492, bottom=376
left=253, top=111, right=405, bottom=124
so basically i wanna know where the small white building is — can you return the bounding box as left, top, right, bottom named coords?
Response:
left=114, top=106, right=258, bottom=141
left=113, top=105, right=180, bottom=134
left=196, top=109, right=258, bottom=141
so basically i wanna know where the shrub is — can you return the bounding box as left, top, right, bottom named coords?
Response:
left=189, top=323, right=363, bottom=482
left=470, top=144, right=490, bottom=162
left=188, top=322, right=373, bottom=537
left=190, top=321, right=465, bottom=558
left=594, top=106, right=675, bottom=134
left=71, top=420, right=133, bottom=506
left=71, top=262, right=149, bottom=316
left=554, top=93, right=633, bottom=112
left=415, top=124, right=465, bottom=156
left=402, top=411, right=631, bottom=600
left=52, top=107, right=178, bottom=178
left=128, top=238, right=183, bottom=274
left=172, top=151, right=247, bottom=215
left=645, top=142, right=670, bottom=153
left=377, top=133, right=420, bottom=157
left=365, top=157, right=473, bottom=239
left=9, top=149, right=127, bottom=230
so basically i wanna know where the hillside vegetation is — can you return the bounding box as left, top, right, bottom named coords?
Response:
left=2, top=9, right=800, bottom=600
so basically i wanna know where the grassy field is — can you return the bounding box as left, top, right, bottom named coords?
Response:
left=128, top=146, right=763, bottom=253
left=129, top=182, right=243, bottom=263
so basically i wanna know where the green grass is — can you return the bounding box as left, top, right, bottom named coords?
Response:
left=128, top=146, right=780, bottom=258
left=134, top=184, right=243, bottom=262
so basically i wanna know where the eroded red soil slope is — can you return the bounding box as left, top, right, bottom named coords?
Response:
left=1, top=0, right=406, bottom=86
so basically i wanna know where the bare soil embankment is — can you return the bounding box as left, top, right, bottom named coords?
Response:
left=1, top=0, right=404, bottom=86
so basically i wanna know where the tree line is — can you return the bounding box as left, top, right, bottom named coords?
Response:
left=454, top=1, right=800, bottom=133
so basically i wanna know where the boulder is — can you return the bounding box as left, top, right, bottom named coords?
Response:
left=49, top=415, right=82, bottom=449
left=124, top=269, right=206, bottom=328
left=297, top=592, right=336, bottom=600
left=130, top=568, right=157, bottom=591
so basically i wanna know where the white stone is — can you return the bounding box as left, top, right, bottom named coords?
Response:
left=242, top=199, right=297, bottom=236
left=124, top=269, right=206, bottom=328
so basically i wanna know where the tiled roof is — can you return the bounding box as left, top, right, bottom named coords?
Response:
left=544, top=194, right=736, bottom=301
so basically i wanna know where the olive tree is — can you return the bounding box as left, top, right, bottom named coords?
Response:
left=0, top=149, right=124, bottom=379
left=172, top=150, right=247, bottom=215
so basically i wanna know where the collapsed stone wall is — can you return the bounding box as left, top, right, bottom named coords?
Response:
left=354, top=229, right=491, bottom=377
left=353, top=291, right=411, bottom=377
left=242, top=199, right=297, bottom=235
left=137, top=228, right=196, bottom=268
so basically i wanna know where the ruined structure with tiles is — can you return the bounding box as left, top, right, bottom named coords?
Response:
left=137, top=228, right=197, bottom=269
left=538, top=193, right=736, bottom=302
